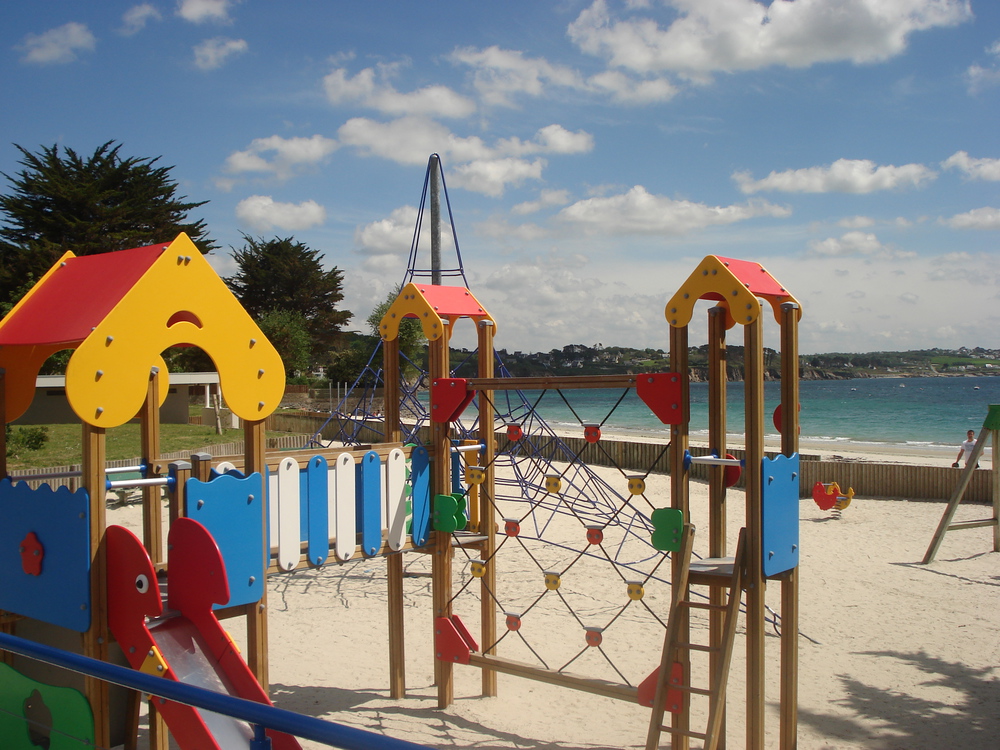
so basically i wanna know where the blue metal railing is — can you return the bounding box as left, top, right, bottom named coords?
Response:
left=0, top=632, right=430, bottom=750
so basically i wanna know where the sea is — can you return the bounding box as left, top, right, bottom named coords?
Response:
left=493, top=376, right=1000, bottom=453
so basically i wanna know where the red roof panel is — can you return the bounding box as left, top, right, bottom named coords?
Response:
left=0, top=243, right=167, bottom=346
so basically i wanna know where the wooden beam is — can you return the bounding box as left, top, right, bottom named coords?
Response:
left=668, top=323, right=691, bottom=750
left=993, top=429, right=999, bottom=553
left=743, top=317, right=766, bottom=750
left=0, top=368, right=6, bottom=480
left=140, top=368, right=163, bottom=566
left=478, top=321, right=498, bottom=698
left=244, top=419, right=269, bottom=691
left=467, top=653, right=639, bottom=703
left=82, top=423, right=110, bottom=749
left=779, top=302, right=800, bottom=750
left=138, top=369, right=168, bottom=750
left=383, top=335, right=407, bottom=700
left=464, top=374, right=638, bottom=391
left=706, top=306, right=728, bottom=746
left=923, top=423, right=992, bottom=563
left=429, top=337, right=454, bottom=708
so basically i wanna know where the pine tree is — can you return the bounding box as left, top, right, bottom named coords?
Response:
left=0, top=141, right=215, bottom=307
left=227, top=235, right=352, bottom=363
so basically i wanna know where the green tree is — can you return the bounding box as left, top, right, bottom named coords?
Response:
left=0, top=141, right=215, bottom=307
left=226, top=235, right=351, bottom=362
left=326, top=334, right=380, bottom=387
left=366, top=284, right=426, bottom=377
left=258, top=308, right=312, bottom=376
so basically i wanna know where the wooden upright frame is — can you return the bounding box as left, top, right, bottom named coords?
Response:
left=663, top=256, right=802, bottom=750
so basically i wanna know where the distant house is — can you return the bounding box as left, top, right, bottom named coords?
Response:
left=15, top=372, right=223, bottom=426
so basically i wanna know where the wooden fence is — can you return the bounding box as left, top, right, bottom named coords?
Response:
left=9, top=410, right=992, bottom=503
left=262, top=411, right=994, bottom=503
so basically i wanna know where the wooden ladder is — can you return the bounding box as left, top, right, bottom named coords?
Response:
left=645, top=525, right=747, bottom=750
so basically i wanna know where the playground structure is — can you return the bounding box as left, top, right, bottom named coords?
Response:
left=0, top=169, right=805, bottom=748
left=0, top=233, right=299, bottom=748
left=923, top=404, right=1000, bottom=563
left=375, top=253, right=803, bottom=750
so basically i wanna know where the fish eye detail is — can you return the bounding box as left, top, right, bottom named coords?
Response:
left=135, top=574, right=149, bottom=593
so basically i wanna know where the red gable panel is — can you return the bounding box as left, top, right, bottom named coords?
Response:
left=0, top=243, right=167, bottom=346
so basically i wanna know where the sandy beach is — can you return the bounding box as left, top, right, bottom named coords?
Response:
left=105, top=439, right=1000, bottom=750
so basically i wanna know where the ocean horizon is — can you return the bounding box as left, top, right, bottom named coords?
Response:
left=483, top=375, right=1000, bottom=453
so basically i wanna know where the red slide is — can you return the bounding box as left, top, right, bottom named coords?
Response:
left=107, top=519, right=300, bottom=750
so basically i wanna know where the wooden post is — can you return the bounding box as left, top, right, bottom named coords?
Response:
left=706, top=306, right=728, bottom=746
left=993, top=427, right=999, bottom=553
left=0, top=368, right=6, bottom=480
left=779, top=302, right=800, bottom=750
left=82, top=423, right=110, bottom=749
left=0, top=369, right=11, bottom=666
left=668, top=322, right=690, bottom=749
left=140, top=368, right=163, bottom=566
left=923, top=422, right=994, bottom=563
left=478, top=320, right=498, bottom=697
left=429, top=335, right=454, bottom=708
left=743, top=317, right=766, bottom=750
left=139, top=369, right=168, bottom=750
left=383, top=336, right=407, bottom=700
left=244, top=419, right=269, bottom=690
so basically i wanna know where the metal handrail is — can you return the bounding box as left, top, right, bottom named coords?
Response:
left=0, top=632, right=430, bottom=750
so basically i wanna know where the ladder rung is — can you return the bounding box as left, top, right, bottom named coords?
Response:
left=675, top=642, right=721, bottom=653
left=682, top=600, right=728, bottom=611
left=669, top=684, right=711, bottom=696
left=947, top=519, right=998, bottom=531
left=658, top=726, right=707, bottom=740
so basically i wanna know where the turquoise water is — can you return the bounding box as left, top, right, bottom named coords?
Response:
left=489, top=376, right=1000, bottom=451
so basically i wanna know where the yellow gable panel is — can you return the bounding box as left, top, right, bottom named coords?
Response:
left=66, top=234, right=285, bottom=427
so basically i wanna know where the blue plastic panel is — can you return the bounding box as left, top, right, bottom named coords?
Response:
left=0, top=479, right=91, bottom=632
left=303, top=455, right=329, bottom=566
left=359, top=451, right=382, bottom=556
left=410, top=446, right=431, bottom=547
left=186, top=472, right=266, bottom=608
left=761, top=453, right=800, bottom=577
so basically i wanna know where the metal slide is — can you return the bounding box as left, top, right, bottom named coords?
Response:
left=107, top=519, right=301, bottom=750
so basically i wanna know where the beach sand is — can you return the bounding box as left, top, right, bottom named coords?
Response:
left=106, top=441, right=1000, bottom=749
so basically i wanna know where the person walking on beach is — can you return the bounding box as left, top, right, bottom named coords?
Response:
left=953, top=429, right=978, bottom=468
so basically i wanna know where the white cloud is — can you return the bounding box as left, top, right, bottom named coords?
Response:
left=18, top=22, right=96, bottom=65
left=354, top=205, right=419, bottom=256
left=942, top=151, right=1000, bottom=181
left=586, top=69, right=679, bottom=103
left=120, top=4, right=161, bottom=35
left=193, top=37, right=247, bottom=70
left=966, top=39, right=1000, bottom=93
left=338, top=117, right=589, bottom=194
left=568, top=0, right=972, bottom=77
left=177, top=0, right=236, bottom=24
left=450, top=44, right=678, bottom=106
left=449, top=158, right=546, bottom=197
left=945, top=207, right=1000, bottom=230
left=806, top=230, right=913, bottom=259
left=223, top=135, right=339, bottom=180
left=354, top=205, right=457, bottom=273
left=838, top=215, right=876, bottom=229
left=734, top=158, right=936, bottom=194
left=557, top=185, right=790, bottom=235
left=235, top=196, right=326, bottom=231
left=475, top=217, right=551, bottom=241
left=324, top=65, right=475, bottom=118
left=512, top=189, right=572, bottom=215
left=450, top=46, right=585, bottom=107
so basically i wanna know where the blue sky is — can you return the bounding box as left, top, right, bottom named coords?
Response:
left=3, top=1, right=999, bottom=355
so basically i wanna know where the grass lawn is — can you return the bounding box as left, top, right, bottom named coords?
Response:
left=6, top=422, right=290, bottom=471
